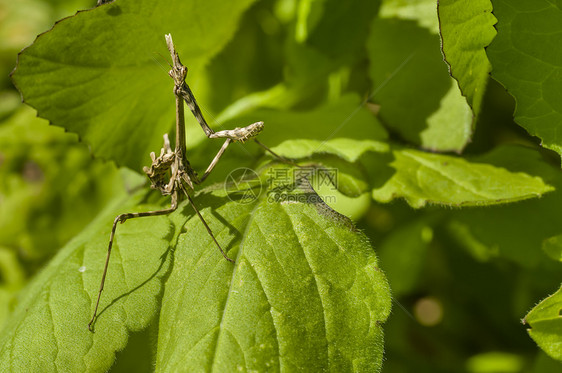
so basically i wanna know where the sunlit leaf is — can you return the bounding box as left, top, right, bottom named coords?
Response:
left=524, top=286, right=562, bottom=362
left=438, top=0, right=496, bottom=116
left=12, top=0, right=257, bottom=172
left=156, top=163, right=391, bottom=371
left=367, top=146, right=554, bottom=208
left=0, top=163, right=391, bottom=372
left=443, top=145, right=562, bottom=266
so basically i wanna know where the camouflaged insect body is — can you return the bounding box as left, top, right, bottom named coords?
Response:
left=143, top=134, right=176, bottom=195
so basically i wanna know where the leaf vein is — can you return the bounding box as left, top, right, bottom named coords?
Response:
left=282, top=207, right=330, bottom=366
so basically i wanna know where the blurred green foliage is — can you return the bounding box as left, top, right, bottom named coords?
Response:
left=0, top=0, right=561, bottom=371
left=0, top=0, right=125, bottom=327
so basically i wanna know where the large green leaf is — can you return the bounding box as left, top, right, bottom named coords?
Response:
left=524, top=286, right=562, bottom=362
left=157, top=163, right=391, bottom=371
left=487, top=0, right=562, bottom=160
left=11, top=0, right=257, bottom=172
left=0, top=163, right=391, bottom=372
left=368, top=1, right=473, bottom=152
left=437, top=0, right=496, bottom=117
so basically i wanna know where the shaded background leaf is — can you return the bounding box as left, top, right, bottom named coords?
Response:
left=487, top=0, right=562, bottom=160
left=368, top=0, right=473, bottom=152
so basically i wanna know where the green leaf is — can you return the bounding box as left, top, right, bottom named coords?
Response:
left=443, top=145, right=562, bottom=266
left=266, top=151, right=375, bottom=220
left=487, top=0, right=562, bottom=160
left=290, top=155, right=373, bottom=220
left=269, top=138, right=554, bottom=210
left=437, top=0, right=497, bottom=117
left=301, top=0, right=380, bottom=61
left=0, top=163, right=391, bottom=372
left=11, top=0, right=257, bottom=172
left=0, top=191, right=173, bottom=372
left=156, top=164, right=391, bottom=371
left=368, top=2, right=473, bottom=152
left=217, top=0, right=381, bottom=121
left=366, top=145, right=554, bottom=208
left=524, top=285, right=562, bottom=362
left=273, top=138, right=389, bottom=163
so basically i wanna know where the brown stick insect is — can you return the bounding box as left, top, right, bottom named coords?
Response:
left=88, top=34, right=271, bottom=331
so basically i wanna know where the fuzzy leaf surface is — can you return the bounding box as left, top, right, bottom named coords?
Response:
left=0, top=163, right=391, bottom=372
left=524, top=286, right=562, bottom=362
left=156, top=164, right=391, bottom=372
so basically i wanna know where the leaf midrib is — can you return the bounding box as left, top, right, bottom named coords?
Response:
left=209, top=193, right=264, bottom=371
